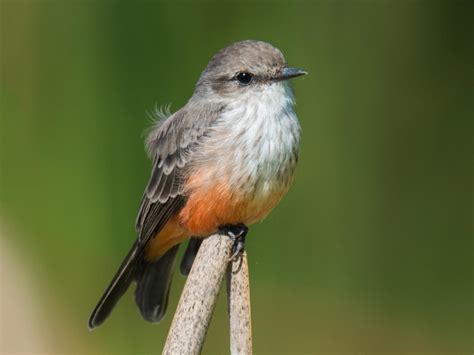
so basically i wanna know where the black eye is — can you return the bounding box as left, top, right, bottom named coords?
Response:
left=236, top=72, right=253, bottom=85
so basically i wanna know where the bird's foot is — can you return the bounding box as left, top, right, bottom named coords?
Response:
left=219, top=223, right=248, bottom=261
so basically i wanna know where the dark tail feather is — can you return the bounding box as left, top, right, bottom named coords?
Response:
left=134, top=244, right=180, bottom=323
left=88, top=241, right=140, bottom=330
left=180, top=238, right=202, bottom=276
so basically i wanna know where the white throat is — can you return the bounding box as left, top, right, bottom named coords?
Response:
left=205, top=81, right=301, bottom=197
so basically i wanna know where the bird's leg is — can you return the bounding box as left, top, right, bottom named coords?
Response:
left=219, top=223, right=248, bottom=261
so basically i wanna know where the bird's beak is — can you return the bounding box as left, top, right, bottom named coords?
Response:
left=274, top=67, right=308, bottom=81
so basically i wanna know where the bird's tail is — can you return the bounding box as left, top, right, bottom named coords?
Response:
left=180, top=237, right=202, bottom=275
left=89, top=242, right=181, bottom=329
left=88, top=241, right=140, bottom=330
left=134, top=245, right=179, bottom=322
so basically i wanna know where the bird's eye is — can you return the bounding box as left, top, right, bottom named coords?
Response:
left=236, top=72, right=253, bottom=85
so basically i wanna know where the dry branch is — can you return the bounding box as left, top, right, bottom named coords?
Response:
left=163, top=232, right=233, bottom=355
left=227, top=251, right=252, bottom=354
left=163, top=233, right=253, bottom=354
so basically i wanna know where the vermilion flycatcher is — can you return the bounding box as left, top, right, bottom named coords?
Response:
left=89, top=40, right=306, bottom=329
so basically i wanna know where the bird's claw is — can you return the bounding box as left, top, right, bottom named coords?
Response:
left=219, top=223, right=248, bottom=261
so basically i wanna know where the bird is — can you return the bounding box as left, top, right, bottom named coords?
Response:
left=88, top=40, right=306, bottom=329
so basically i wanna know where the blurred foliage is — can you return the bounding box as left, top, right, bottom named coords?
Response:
left=1, top=1, right=472, bottom=354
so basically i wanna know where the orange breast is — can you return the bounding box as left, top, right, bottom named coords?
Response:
left=178, top=169, right=286, bottom=237
left=144, top=215, right=186, bottom=261
left=145, top=168, right=288, bottom=261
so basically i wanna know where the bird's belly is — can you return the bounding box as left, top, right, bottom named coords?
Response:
left=179, top=136, right=298, bottom=235
left=178, top=168, right=291, bottom=236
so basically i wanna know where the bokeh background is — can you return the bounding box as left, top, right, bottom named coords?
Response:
left=1, top=1, right=472, bottom=354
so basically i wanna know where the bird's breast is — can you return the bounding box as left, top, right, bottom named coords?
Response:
left=181, top=82, right=301, bottom=233
left=223, top=83, right=301, bottom=200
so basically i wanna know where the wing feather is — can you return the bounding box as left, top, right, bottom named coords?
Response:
left=135, top=102, right=224, bottom=246
left=89, top=101, right=224, bottom=328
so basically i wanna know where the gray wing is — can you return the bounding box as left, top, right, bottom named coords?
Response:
left=88, top=102, right=224, bottom=328
left=135, top=102, right=224, bottom=245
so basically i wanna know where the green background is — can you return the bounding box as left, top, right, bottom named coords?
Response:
left=1, top=1, right=472, bottom=354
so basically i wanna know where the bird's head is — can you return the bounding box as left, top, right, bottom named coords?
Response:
left=193, top=40, right=307, bottom=100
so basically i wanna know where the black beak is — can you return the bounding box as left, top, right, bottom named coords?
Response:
left=274, top=67, right=308, bottom=81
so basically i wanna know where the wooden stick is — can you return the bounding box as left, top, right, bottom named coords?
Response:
left=163, top=232, right=233, bottom=355
left=227, top=251, right=252, bottom=355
